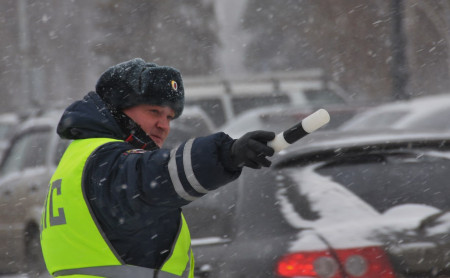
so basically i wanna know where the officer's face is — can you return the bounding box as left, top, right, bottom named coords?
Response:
left=123, top=104, right=175, bottom=147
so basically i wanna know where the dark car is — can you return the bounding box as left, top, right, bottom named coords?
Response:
left=183, top=130, right=450, bottom=278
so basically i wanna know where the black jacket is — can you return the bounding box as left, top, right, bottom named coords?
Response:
left=57, top=92, right=242, bottom=268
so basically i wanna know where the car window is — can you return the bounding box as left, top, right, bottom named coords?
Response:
left=232, top=94, right=290, bottom=116
left=315, top=150, right=450, bottom=213
left=304, top=89, right=346, bottom=105
left=185, top=98, right=226, bottom=127
left=0, top=134, right=29, bottom=175
left=23, top=131, right=50, bottom=169
left=0, top=129, right=51, bottom=175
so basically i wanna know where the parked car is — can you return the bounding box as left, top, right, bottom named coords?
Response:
left=184, top=69, right=350, bottom=127
left=0, top=113, right=21, bottom=161
left=0, top=110, right=68, bottom=276
left=340, top=93, right=450, bottom=131
left=183, top=129, right=450, bottom=277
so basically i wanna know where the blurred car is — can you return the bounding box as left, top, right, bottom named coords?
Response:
left=164, top=106, right=216, bottom=148
left=184, top=70, right=350, bottom=127
left=183, top=129, right=450, bottom=277
left=0, top=110, right=68, bottom=276
left=0, top=113, right=21, bottom=161
left=219, top=104, right=363, bottom=138
left=340, top=93, right=450, bottom=131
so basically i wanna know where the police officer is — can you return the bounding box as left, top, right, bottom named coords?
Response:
left=40, top=58, right=275, bottom=278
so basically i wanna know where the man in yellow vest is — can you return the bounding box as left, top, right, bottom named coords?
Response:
left=40, top=58, right=275, bottom=277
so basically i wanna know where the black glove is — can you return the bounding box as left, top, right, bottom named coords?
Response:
left=231, top=130, right=275, bottom=169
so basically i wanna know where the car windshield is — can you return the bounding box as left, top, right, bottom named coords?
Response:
left=314, top=150, right=450, bottom=213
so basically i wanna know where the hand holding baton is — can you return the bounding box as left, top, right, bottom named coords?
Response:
left=230, top=109, right=330, bottom=169
left=267, top=109, right=330, bottom=153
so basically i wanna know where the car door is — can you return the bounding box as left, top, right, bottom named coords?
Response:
left=183, top=180, right=238, bottom=278
left=184, top=168, right=299, bottom=278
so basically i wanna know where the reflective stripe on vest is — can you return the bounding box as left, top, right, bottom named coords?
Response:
left=53, top=265, right=184, bottom=278
left=40, top=138, right=194, bottom=277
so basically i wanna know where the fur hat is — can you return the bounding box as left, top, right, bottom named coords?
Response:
left=96, top=58, right=184, bottom=118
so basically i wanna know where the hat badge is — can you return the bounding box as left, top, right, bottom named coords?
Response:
left=170, top=80, right=178, bottom=91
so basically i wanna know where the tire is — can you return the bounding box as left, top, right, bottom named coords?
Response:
left=24, top=224, right=47, bottom=278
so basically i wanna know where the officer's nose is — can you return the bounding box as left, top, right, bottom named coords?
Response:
left=156, top=117, right=170, bottom=131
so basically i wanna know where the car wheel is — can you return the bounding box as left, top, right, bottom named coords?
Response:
left=24, top=224, right=47, bottom=277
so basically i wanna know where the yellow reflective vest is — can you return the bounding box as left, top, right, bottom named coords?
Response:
left=40, top=138, right=194, bottom=278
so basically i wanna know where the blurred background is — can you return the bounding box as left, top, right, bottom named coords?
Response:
left=1, top=0, right=450, bottom=113
left=2, top=1, right=450, bottom=277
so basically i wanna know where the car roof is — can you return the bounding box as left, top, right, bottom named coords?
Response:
left=0, top=113, right=20, bottom=124
left=340, top=93, right=450, bottom=131
left=18, top=110, right=63, bottom=133
left=273, top=129, right=450, bottom=166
